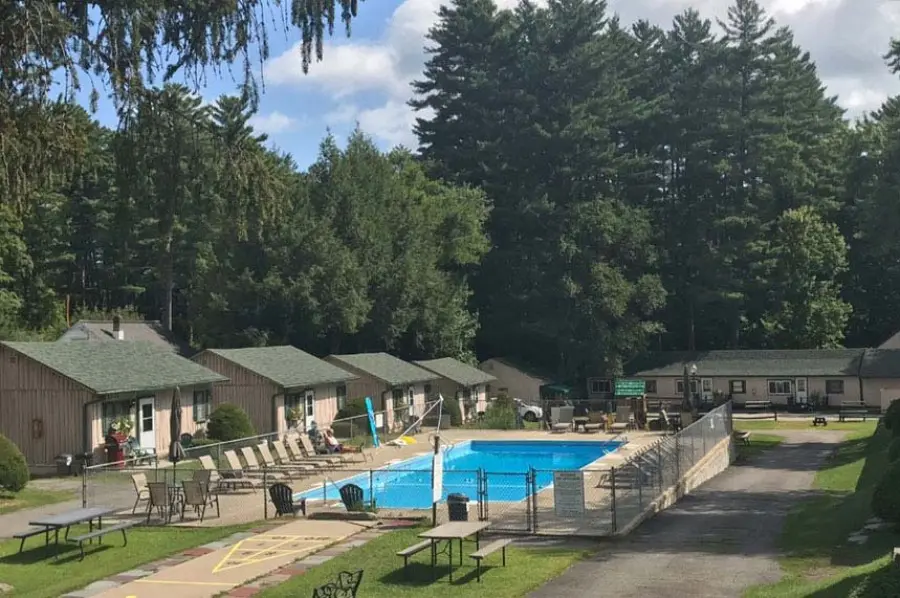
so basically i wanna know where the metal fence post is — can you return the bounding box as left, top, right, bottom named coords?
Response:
left=530, top=468, right=538, bottom=533
left=637, top=463, right=643, bottom=509
left=610, top=466, right=617, bottom=534
left=263, top=465, right=268, bottom=519
left=369, top=469, right=375, bottom=510
left=657, top=443, right=664, bottom=490
left=81, top=465, right=88, bottom=508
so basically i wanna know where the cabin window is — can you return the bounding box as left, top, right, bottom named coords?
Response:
left=676, top=379, right=700, bottom=395
left=768, top=380, right=792, bottom=395
left=590, top=379, right=612, bottom=394
left=101, top=400, right=133, bottom=433
left=644, top=380, right=657, bottom=394
left=192, top=389, right=211, bottom=423
left=729, top=380, right=746, bottom=394
left=285, top=393, right=303, bottom=422
left=826, top=380, right=844, bottom=394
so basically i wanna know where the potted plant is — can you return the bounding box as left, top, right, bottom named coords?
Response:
left=286, top=407, right=303, bottom=428
left=112, top=416, right=134, bottom=438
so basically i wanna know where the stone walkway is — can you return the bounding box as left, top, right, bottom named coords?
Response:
left=61, top=518, right=417, bottom=598
left=527, top=430, right=845, bottom=598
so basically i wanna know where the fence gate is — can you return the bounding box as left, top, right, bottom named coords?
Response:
left=479, top=470, right=534, bottom=533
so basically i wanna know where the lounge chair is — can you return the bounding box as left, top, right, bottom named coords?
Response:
left=219, top=450, right=267, bottom=487
left=198, top=454, right=250, bottom=491
left=237, top=447, right=294, bottom=480
left=550, top=406, right=574, bottom=433
left=255, top=443, right=318, bottom=474
left=285, top=435, right=344, bottom=465
left=272, top=439, right=329, bottom=469
left=268, top=482, right=307, bottom=518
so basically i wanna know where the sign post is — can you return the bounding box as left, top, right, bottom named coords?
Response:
left=364, top=397, right=380, bottom=448
left=614, top=379, right=646, bottom=397
left=431, top=434, right=442, bottom=526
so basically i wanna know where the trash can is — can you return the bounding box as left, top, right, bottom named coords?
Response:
left=74, top=452, right=94, bottom=476
left=447, top=493, right=470, bottom=521
left=55, top=453, right=74, bottom=476
left=105, top=432, right=127, bottom=468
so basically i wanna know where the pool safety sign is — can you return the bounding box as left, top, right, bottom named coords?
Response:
left=553, top=471, right=585, bottom=517
left=432, top=451, right=444, bottom=503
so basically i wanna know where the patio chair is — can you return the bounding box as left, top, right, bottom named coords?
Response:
left=339, top=483, right=366, bottom=512
left=313, top=570, right=363, bottom=598
left=220, top=450, right=266, bottom=487
left=180, top=479, right=220, bottom=522
left=198, top=454, right=247, bottom=491
left=255, top=442, right=318, bottom=474
left=304, top=432, right=372, bottom=464
left=268, top=482, right=307, bottom=517
left=146, top=481, right=177, bottom=524
left=131, top=472, right=150, bottom=514
left=550, top=406, right=574, bottom=433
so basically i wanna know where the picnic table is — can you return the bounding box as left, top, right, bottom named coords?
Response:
left=419, top=521, right=492, bottom=582
left=26, top=506, right=115, bottom=558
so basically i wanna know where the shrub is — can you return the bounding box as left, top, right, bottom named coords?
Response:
left=482, top=400, right=518, bottom=430
left=442, top=397, right=463, bottom=427
left=849, top=565, right=900, bottom=598
left=885, top=400, right=900, bottom=435
left=0, top=434, right=28, bottom=493
left=872, top=459, right=900, bottom=523
left=335, top=398, right=368, bottom=421
left=889, top=437, right=900, bottom=463
left=206, top=403, right=255, bottom=442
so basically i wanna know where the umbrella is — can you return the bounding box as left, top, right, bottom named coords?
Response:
left=168, top=386, right=186, bottom=471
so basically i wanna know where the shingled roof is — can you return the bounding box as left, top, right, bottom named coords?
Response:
left=3, top=341, right=226, bottom=395
left=415, top=357, right=496, bottom=387
left=328, top=352, right=437, bottom=386
left=58, top=320, right=189, bottom=354
left=203, top=346, right=356, bottom=389
left=628, top=349, right=866, bottom=378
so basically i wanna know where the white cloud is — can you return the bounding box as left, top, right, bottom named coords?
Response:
left=263, top=0, right=900, bottom=149
left=249, top=111, right=303, bottom=135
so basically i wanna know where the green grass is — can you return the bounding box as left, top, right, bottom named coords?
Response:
left=743, top=422, right=896, bottom=598
left=0, top=523, right=252, bottom=598
left=255, top=526, right=593, bottom=598
left=734, top=432, right=784, bottom=462
left=734, top=420, right=878, bottom=433
left=0, top=487, right=75, bottom=515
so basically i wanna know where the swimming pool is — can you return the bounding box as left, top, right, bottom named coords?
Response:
left=296, top=440, right=621, bottom=509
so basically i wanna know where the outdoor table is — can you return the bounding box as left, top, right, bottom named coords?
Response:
left=29, top=506, right=115, bottom=559
left=419, top=521, right=492, bottom=582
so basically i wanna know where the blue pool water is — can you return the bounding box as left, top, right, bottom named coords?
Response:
left=297, top=440, right=620, bottom=509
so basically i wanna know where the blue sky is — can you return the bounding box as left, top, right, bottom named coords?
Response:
left=77, top=0, right=900, bottom=170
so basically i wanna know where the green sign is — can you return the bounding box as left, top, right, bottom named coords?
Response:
left=615, top=379, right=646, bottom=397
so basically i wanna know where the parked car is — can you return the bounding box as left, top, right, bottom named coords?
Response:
left=514, top=399, right=544, bottom=422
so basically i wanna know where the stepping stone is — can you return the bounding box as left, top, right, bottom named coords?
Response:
left=0, top=584, right=13, bottom=595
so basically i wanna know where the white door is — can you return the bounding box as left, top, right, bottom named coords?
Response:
left=795, top=378, right=808, bottom=404
left=701, top=378, right=714, bottom=402
left=138, top=397, right=156, bottom=449
left=304, top=390, right=315, bottom=432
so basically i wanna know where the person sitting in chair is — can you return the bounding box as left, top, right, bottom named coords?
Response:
left=322, top=427, right=343, bottom=453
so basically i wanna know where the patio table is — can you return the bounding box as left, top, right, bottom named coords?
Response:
left=29, top=506, right=116, bottom=559
left=419, top=520, right=492, bottom=582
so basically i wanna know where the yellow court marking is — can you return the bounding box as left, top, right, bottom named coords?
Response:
left=211, top=534, right=331, bottom=574
left=133, top=580, right=233, bottom=586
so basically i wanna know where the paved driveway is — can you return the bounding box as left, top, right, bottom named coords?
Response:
left=528, top=430, right=843, bottom=598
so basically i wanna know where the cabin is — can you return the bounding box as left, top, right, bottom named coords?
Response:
left=415, top=357, right=495, bottom=420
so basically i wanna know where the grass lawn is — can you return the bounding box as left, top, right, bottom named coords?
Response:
left=743, top=421, right=897, bottom=598
left=734, top=432, right=784, bottom=462
left=734, top=420, right=878, bottom=433
left=255, top=526, right=593, bottom=598
left=0, top=487, right=75, bottom=515
left=0, top=523, right=252, bottom=598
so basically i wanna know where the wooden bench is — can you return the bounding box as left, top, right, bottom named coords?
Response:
left=813, top=416, right=828, bottom=427
left=13, top=526, right=51, bottom=553
left=470, top=538, right=514, bottom=582
left=396, top=539, right=432, bottom=571
left=733, top=430, right=751, bottom=445
left=68, top=521, right=137, bottom=561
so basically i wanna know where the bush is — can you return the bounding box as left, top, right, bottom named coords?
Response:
left=206, top=403, right=255, bottom=442
left=335, top=398, right=368, bottom=421
left=849, top=565, right=900, bottom=598
left=442, top=398, right=463, bottom=427
left=872, top=459, right=900, bottom=523
left=0, top=434, right=28, bottom=493
left=885, top=400, right=900, bottom=435
left=482, top=401, right=518, bottom=430
left=889, top=437, right=900, bottom=463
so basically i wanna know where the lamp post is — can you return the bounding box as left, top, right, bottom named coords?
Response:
left=689, top=363, right=699, bottom=414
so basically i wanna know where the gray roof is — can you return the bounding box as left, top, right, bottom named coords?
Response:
left=860, top=349, right=900, bottom=378
left=879, top=331, right=900, bottom=349
left=628, top=350, right=865, bottom=378
left=58, top=320, right=188, bottom=354
left=415, top=357, right=496, bottom=387
left=3, top=341, right=226, bottom=395
left=203, top=346, right=356, bottom=389
left=328, top=352, right=438, bottom=386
